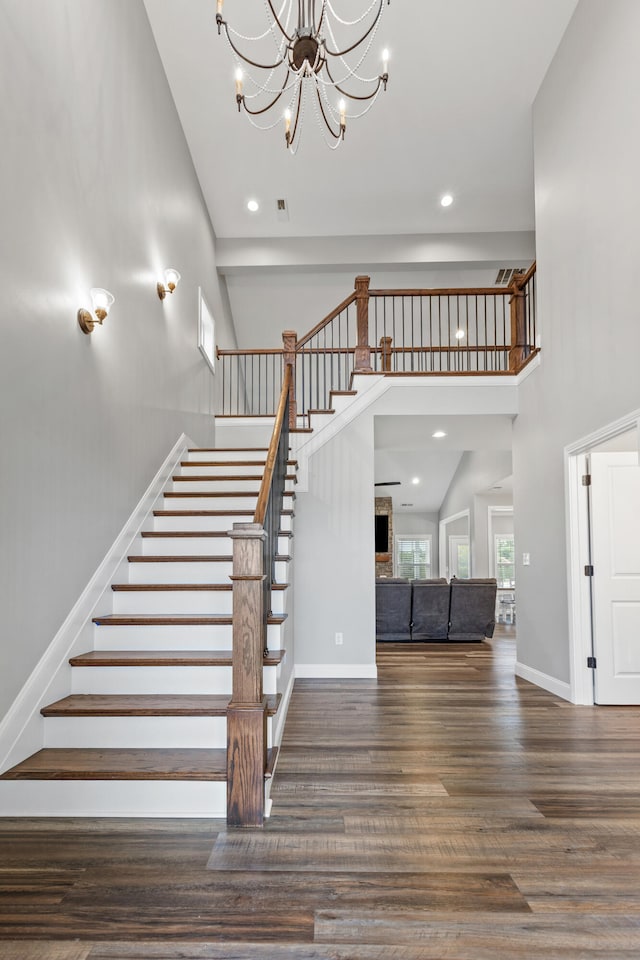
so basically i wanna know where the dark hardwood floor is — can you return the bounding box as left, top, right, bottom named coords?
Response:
left=3, top=628, right=640, bottom=958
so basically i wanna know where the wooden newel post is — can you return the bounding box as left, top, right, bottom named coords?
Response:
left=509, top=274, right=529, bottom=372
left=282, top=330, right=297, bottom=430
left=380, top=336, right=392, bottom=373
left=227, top=523, right=268, bottom=827
left=353, top=275, right=372, bottom=373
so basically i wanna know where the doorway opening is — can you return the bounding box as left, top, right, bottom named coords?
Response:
left=566, top=412, right=640, bottom=704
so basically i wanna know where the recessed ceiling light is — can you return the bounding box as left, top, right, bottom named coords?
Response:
left=432, top=430, right=447, bottom=438
left=411, top=477, right=420, bottom=485
left=455, top=328, right=465, bottom=340
left=247, top=199, right=259, bottom=212
left=440, top=194, right=453, bottom=207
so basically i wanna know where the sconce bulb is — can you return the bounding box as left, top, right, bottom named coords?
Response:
left=78, top=288, right=115, bottom=334
left=158, top=269, right=181, bottom=300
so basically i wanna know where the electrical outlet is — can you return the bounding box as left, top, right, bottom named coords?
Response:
left=335, top=632, right=343, bottom=645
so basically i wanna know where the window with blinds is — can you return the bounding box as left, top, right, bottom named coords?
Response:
left=395, top=536, right=432, bottom=579
left=495, top=534, right=515, bottom=588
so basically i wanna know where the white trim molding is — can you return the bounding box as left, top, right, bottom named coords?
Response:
left=0, top=433, right=193, bottom=773
left=295, top=663, right=378, bottom=679
left=515, top=661, right=571, bottom=702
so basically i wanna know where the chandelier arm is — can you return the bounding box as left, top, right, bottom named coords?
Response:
left=323, top=0, right=383, bottom=58
left=223, top=24, right=287, bottom=70
left=265, top=0, right=294, bottom=42
left=314, top=83, right=341, bottom=140
left=323, top=59, right=383, bottom=101
left=242, top=71, right=292, bottom=116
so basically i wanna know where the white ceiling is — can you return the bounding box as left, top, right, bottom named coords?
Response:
left=374, top=414, right=514, bottom=513
left=142, top=1, right=576, bottom=515
left=143, top=0, right=579, bottom=242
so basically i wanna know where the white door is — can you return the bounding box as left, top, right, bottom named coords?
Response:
left=449, top=535, right=470, bottom=579
left=591, top=452, right=640, bottom=704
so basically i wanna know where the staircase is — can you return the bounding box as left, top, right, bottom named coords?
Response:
left=0, top=447, right=295, bottom=818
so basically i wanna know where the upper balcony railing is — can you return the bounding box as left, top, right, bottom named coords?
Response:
left=217, top=263, right=537, bottom=429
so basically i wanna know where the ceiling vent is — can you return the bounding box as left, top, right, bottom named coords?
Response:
left=495, top=267, right=524, bottom=286
left=276, top=198, right=289, bottom=222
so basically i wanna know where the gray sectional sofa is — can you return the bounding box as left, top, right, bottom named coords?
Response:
left=376, top=577, right=497, bottom=643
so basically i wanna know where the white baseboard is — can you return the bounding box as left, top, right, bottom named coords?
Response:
left=0, top=433, right=193, bottom=774
left=295, top=663, right=378, bottom=679
left=515, top=661, right=571, bottom=702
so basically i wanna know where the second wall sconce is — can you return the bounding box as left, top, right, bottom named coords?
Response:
left=78, top=288, right=115, bottom=334
left=157, top=268, right=181, bottom=300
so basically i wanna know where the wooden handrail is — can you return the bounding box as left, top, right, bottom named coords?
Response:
left=519, top=260, right=537, bottom=286
left=369, top=286, right=514, bottom=297
left=254, top=364, right=292, bottom=526
left=217, top=347, right=284, bottom=357
left=295, top=292, right=357, bottom=351
left=373, top=344, right=508, bottom=354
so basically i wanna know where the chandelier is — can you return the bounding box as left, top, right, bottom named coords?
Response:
left=215, top=1, right=390, bottom=152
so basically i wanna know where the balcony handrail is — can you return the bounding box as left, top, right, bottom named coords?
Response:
left=295, top=292, right=357, bottom=351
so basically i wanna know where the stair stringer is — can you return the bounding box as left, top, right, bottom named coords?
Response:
left=0, top=433, right=193, bottom=776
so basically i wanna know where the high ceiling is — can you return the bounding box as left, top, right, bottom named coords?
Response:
left=143, top=0, right=579, bottom=242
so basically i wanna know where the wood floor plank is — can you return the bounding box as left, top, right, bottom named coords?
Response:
left=2, top=631, right=640, bottom=957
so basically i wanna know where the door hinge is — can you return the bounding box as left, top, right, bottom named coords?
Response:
left=582, top=474, right=591, bottom=486
left=584, top=564, right=594, bottom=576
left=587, top=656, right=597, bottom=669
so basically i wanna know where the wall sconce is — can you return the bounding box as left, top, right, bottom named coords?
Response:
left=157, top=268, right=181, bottom=300
left=77, top=288, right=115, bottom=335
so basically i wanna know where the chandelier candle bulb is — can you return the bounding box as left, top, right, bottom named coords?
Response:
left=339, top=99, right=346, bottom=136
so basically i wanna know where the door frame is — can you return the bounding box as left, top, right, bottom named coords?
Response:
left=565, top=409, right=640, bottom=704
left=439, top=509, right=470, bottom=580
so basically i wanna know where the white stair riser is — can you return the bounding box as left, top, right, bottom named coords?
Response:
left=93, top=622, right=284, bottom=650
left=180, top=463, right=295, bottom=477
left=162, top=495, right=259, bottom=511
left=171, top=478, right=261, bottom=493
left=112, top=591, right=233, bottom=616
left=128, top=561, right=233, bottom=583
left=170, top=478, right=296, bottom=494
left=185, top=450, right=268, bottom=463
left=72, top=665, right=233, bottom=695
left=45, top=715, right=227, bottom=748
left=329, top=396, right=356, bottom=415
left=112, top=590, right=286, bottom=616
left=153, top=513, right=293, bottom=533
left=153, top=514, right=253, bottom=533
left=0, top=780, right=228, bottom=818
left=127, top=561, right=288, bottom=585
left=43, top=715, right=274, bottom=749
left=69, top=665, right=278, bottom=696
left=141, top=534, right=291, bottom=556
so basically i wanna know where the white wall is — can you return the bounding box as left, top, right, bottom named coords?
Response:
left=439, top=450, right=513, bottom=576
left=0, top=0, right=236, bottom=718
left=514, top=0, right=640, bottom=684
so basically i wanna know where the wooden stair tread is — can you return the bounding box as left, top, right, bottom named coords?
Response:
left=111, top=582, right=288, bottom=592
left=153, top=509, right=294, bottom=517
left=172, top=474, right=297, bottom=482
left=93, top=613, right=287, bottom=626
left=188, top=448, right=269, bottom=452
left=127, top=554, right=232, bottom=563
left=163, top=491, right=295, bottom=498
left=0, top=748, right=227, bottom=781
left=308, top=408, right=335, bottom=415
left=69, top=649, right=285, bottom=667
left=329, top=390, right=358, bottom=397
left=142, top=530, right=229, bottom=537
left=180, top=460, right=297, bottom=467
left=41, top=693, right=282, bottom=717
left=0, top=747, right=277, bottom=781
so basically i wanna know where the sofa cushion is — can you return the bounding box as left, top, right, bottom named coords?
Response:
left=448, top=578, right=497, bottom=642
left=411, top=579, right=450, bottom=640
left=375, top=578, right=412, bottom=641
